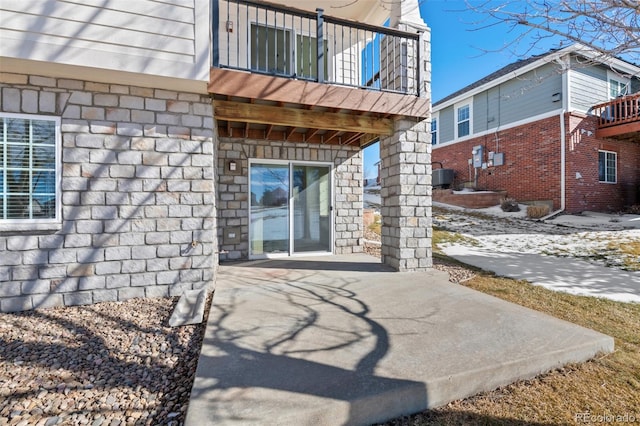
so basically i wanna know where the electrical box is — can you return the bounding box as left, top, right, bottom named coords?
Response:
left=223, top=226, right=241, bottom=244
left=493, top=152, right=505, bottom=167
left=472, top=145, right=484, bottom=168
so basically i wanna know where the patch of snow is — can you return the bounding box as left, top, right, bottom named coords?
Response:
left=434, top=204, right=640, bottom=303
left=452, top=189, right=495, bottom=194
left=548, top=211, right=640, bottom=230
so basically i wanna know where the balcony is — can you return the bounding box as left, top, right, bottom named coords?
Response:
left=208, top=0, right=430, bottom=146
left=593, top=93, right=640, bottom=141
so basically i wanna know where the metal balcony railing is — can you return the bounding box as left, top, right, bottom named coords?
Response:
left=213, top=0, right=422, bottom=96
left=592, top=93, right=640, bottom=129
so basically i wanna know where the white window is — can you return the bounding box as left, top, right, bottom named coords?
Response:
left=251, top=24, right=292, bottom=76
left=598, top=150, right=617, bottom=183
left=607, top=71, right=629, bottom=99
left=0, top=113, right=60, bottom=228
left=250, top=24, right=328, bottom=81
left=456, top=103, right=471, bottom=138
left=430, top=117, right=438, bottom=145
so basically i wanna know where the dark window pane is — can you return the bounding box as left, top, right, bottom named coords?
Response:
left=598, top=152, right=606, bottom=181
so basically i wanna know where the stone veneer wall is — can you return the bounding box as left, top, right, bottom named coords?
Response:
left=0, top=73, right=217, bottom=312
left=216, top=138, right=363, bottom=260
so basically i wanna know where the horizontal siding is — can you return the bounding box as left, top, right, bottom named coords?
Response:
left=2, top=11, right=194, bottom=56
left=497, top=62, right=562, bottom=125
left=570, top=62, right=608, bottom=112
left=438, top=62, right=562, bottom=143
left=0, top=0, right=210, bottom=84
left=439, top=105, right=454, bottom=143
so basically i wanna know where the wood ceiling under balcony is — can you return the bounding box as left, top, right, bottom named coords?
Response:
left=209, top=68, right=430, bottom=147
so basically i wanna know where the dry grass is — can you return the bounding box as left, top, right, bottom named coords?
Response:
left=607, top=240, right=640, bottom=271
left=368, top=220, right=381, bottom=236
left=526, top=204, right=550, bottom=219
left=432, top=228, right=479, bottom=253
left=390, top=267, right=640, bottom=425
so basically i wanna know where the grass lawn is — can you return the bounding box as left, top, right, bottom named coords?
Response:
left=387, top=228, right=640, bottom=425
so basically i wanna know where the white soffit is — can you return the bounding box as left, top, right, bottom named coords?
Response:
left=277, top=0, right=389, bottom=25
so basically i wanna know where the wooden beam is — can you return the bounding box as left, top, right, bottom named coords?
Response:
left=217, top=126, right=342, bottom=145
left=209, top=68, right=430, bottom=118
left=596, top=121, right=640, bottom=139
left=343, top=132, right=363, bottom=145
left=323, top=130, right=341, bottom=144
left=214, top=100, right=393, bottom=135
left=285, top=127, right=297, bottom=141
left=360, top=134, right=379, bottom=147
left=305, top=128, right=321, bottom=140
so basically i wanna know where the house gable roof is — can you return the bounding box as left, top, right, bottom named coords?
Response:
left=433, top=44, right=640, bottom=111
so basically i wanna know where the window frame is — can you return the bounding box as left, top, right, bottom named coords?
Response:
left=455, top=101, right=472, bottom=139
left=430, top=114, right=438, bottom=145
left=249, top=22, right=331, bottom=81
left=607, top=71, right=629, bottom=99
left=0, top=112, right=62, bottom=232
left=598, top=150, right=617, bottom=184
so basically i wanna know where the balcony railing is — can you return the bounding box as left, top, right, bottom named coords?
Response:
left=592, top=93, right=640, bottom=130
left=213, top=0, right=422, bottom=96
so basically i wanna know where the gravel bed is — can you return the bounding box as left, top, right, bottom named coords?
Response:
left=0, top=297, right=207, bottom=426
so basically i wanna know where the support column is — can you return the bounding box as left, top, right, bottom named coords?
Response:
left=380, top=0, right=432, bottom=272
left=380, top=120, right=432, bottom=271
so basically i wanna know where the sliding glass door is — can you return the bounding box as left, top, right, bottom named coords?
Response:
left=293, top=165, right=331, bottom=253
left=249, top=161, right=332, bottom=258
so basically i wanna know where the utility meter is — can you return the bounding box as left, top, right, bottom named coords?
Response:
left=472, top=145, right=484, bottom=168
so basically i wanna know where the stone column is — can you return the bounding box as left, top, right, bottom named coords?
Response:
left=380, top=0, right=432, bottom=272
left=380, top=120, right=432, bottom=271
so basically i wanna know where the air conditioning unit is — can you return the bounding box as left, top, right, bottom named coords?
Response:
left=433, top=168, right=455, bottom=188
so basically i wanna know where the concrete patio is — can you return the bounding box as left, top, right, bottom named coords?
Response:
left=185, top=254, right=614, bottom=426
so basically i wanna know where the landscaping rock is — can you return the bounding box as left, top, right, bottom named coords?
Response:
left=0, top=297, right=207, bottom=425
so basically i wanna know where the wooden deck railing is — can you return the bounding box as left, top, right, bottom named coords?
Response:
left=592, top=93, right=640, bottom=129
left=213, top=0, right=422, bottom=96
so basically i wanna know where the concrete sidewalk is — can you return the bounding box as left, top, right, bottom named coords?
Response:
left=186, top=254, right=613, bottom=426
left=442, top=246, right=640, bottom=303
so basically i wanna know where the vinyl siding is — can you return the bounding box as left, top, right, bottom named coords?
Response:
left=437, top=62, right=562, bottom=143
left=569, top=61, right=608, bottom=112
left=0, top=0, right=210, bottom=83
left=495, top=63, right=562, bottom=125
left=439, top=105, right=454, bottom=143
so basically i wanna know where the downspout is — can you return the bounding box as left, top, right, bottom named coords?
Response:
left=541, top=108, right=566, bottom=221
left=542, top=57, right=570, bottom=220
left=559, top=108, right=566, bottom=212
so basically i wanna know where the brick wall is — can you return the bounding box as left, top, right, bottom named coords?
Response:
left=0, top=73, right=216, bottom=312
left=432, top=114, right=563, bottom=209
left=216, top=138, right=363, bottom=260
left=565, top=114, right=640, bottom=212
left=432, top=113, right=640, bottom=213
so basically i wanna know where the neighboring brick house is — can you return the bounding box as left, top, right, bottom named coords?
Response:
left=0, top=0, right=432, bottom=312
left=431, top=44, right=640, bottom=213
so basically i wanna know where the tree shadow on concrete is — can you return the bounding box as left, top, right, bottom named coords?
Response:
left=188, top=267, right=435, bottom=424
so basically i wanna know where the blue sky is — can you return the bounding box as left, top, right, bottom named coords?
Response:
left=363, top=0, right=559, bottom=179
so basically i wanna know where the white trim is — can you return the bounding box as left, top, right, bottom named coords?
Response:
left=430, top=112, right=439, bottom=145
left=454, top=99, right=472, bottom=140
left=606, top=70, right=631, bottom=99
left=248, top=159, right=334, bottom=259
left=433, top=44, right=640, bottom=112
left=433, top=108, right=564, bottom=150
left=0, top=112, right=62, bottom=233
left=598, top=150, right=617, bottom=184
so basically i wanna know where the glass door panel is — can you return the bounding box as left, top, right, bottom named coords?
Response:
left=250, top=163, right=290, bottom=256
left=293, top=165, right=331, bottom=253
